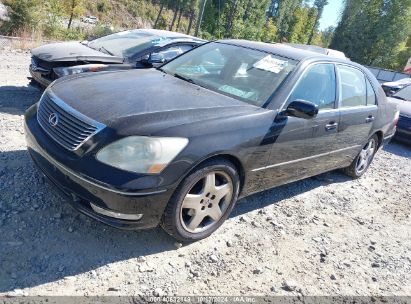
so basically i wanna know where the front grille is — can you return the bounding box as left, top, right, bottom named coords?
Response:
left=37, top=92, right=105, bottom=151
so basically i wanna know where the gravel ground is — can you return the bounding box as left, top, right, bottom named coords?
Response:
left=0, top=49, right=411, bottom=298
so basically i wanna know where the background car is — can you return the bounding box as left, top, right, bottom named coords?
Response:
left=388, top=85, right=411, bottom=144
left=29, top=29, right=206, bottom=87
left=81, top=15, right=98, bottom=24
left=382, top=78, right=411, bottom=96
left=25, top=40, right=398, bottom=242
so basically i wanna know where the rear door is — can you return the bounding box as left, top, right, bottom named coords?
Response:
left=336, top=65, right=379, bottom=162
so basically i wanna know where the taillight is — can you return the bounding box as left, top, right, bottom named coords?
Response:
left=393, top=110, right=400, bottom=126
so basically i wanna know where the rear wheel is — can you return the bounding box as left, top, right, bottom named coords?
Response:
left=161, top=159, right=240, bottom=242
left=342, top=134, right=378, bottom=178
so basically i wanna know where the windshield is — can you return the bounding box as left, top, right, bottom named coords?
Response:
left=161, top=42, right=297, bottom=107
left=393, top=85, right=411, bottom=101
left=87, top=30, right=168, bottom=58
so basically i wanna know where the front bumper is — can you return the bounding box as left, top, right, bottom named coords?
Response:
left=24, top=110, right=175, bottom=230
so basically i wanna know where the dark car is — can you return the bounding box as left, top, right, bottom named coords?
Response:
left=388, top=85, right=411, bottom=144
left=25, top=40, right=398, bottom=242
left=29, top=29, right=206, bottom=87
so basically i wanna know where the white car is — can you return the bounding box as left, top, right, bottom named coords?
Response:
left=382, top=78, right=411, bottom=96
left=81, top=15, right=98, bottom=24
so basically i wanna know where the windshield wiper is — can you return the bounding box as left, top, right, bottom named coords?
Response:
left=174, top=73, right=195, bottom=84
left=391, top=95, right=405, bottom=100
left=98, top=46, right=114, bottom=56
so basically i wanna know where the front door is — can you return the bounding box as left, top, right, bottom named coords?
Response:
left=262, top=63, right=343, bottom=188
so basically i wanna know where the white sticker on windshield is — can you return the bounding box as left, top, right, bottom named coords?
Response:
left=253, top=55, right=288, bottom=73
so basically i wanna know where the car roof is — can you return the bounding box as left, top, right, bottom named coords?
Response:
left=383, top=78, right=411, bottom=86
left=219, top=39, right=351, bottom=63
left=131, top=28, right=206, bottom=42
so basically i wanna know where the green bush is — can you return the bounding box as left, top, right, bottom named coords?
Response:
left=0, top=0, right=38, bottom=35
left=97, top=0, right=110, bottom=13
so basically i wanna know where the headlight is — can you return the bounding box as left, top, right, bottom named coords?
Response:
left=53, top=64, right=108, bottom=77
left=96, top=136, right=189, bottom=174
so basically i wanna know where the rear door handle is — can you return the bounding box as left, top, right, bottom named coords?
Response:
left=366, top=116, right=375, bottom=123
left=325, top=122, right=338, bottom=131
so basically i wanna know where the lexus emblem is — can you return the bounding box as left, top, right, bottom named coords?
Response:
left=48, top=113, right=59, bottom=127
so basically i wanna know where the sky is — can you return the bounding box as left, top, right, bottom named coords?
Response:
left=316, top=0, right=345, bottom=30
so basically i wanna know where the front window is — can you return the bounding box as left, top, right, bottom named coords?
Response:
left=289, top=63, right=336, bottom=110
left=87, top=30, right=173, bottom=58
left=161, top=42, right=297, bottom=107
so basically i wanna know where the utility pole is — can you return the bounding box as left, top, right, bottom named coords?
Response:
left=195, top=0, right=207, bottom=37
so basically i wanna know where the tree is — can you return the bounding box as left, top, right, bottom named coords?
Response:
left=186, top=0, right=197, bottom=34
left=169, top=0, right=180, bottom=30
left=0, top=0, right=39, bottom=34
left=65, top=0, right=84, bottom=29
left=273, top=0, right=302, bottom=40
left=195, top=0, right=207, bottom=36
left=331, top=0, right=411, bottom=71
left=261, top=18, right=278, bottom=42
left=154, top=1, right=165, bottom=28
left=286, top=3, right=316, bottom=43
left=308, top=0, right=328, bottom=44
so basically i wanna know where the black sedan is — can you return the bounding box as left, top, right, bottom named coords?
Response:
left=25, top=40, right=398, bottom=242
left=29, top=29, right=205, bottom=87
left=388, top=85, right=411, bottom=144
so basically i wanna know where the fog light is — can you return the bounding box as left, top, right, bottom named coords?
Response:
left=90, top=202, right=143, bottom=221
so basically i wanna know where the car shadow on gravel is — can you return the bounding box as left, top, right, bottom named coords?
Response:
left=0, top=148, right=353, bottom=293
left=232, top=170, right=351, bottom=218
left=0, top=84, right=42, bottom=114
left=0, top=151, right=178, bottom=293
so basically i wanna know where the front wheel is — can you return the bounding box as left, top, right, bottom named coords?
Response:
left=161, top=159, right=240, bottom=242
left=342, top=134, right=378, bottom=178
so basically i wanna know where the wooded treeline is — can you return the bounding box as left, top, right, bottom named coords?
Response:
left=1, top=0, right=410, bottom=71
left=330, top=0, right=411, bottom=71
left=152, top=0, right=332, bottom=46
left=153, top=0, right=410, bottom=71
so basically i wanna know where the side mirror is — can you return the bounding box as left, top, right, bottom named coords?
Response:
left=148, top=53, right=166, bottom=64
left=285, top=100, right=319, bottom=119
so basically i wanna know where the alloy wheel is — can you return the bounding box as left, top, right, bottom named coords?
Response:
left=180, top=171, right=233, bottom=233
left=355, top=138, right=376, bottom=175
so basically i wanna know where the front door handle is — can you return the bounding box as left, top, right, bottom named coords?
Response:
left=325, top=122, right=338, bottom=131
left=366, top=116, right=375, bottom=123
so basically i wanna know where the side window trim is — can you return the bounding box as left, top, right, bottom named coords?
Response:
left=365, top=77, right=377, bottom=106
left=281, top=62, right=338, bottom=112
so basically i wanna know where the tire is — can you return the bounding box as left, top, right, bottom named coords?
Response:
left=161, top=159, right=240, bottom=242
left=342, top=134, right=378, bottom=178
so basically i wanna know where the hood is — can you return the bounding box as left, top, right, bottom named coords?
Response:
left=387, top=97, right=411, bottom=117
left=31, top=41, right=123, bottom=63
left=49, top=69, right=261, bottom=134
